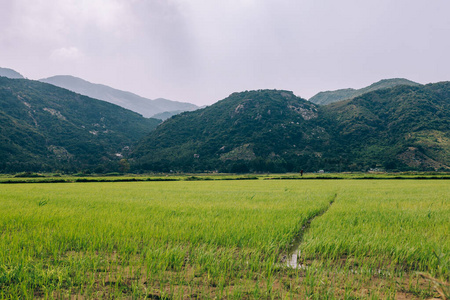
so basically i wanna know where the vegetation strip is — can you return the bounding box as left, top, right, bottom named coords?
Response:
left=285, top=193, right=337, bottom=268
left=1, top=173, right=449, bottom=184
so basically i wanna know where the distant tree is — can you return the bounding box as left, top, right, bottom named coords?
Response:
left=118, top=159, right=130, bottom=173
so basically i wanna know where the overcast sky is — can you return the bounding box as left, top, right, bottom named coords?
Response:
left=1, top=0, right=449, bottom=105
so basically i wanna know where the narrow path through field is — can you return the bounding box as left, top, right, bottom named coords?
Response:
left=285, top=193, right=337, bottom=268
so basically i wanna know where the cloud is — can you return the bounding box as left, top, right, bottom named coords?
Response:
left=1, top=0, right=449, bottom=105
left=50, top=47, right=84, bottom=61
left=4, top=0, right=134, bottom=43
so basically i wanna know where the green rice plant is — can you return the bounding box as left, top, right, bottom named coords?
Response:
left=0, top=180, right=334, bottom=298
left=300, top=180, right=450, bottom=279
left=0, top=179, right=448, bottom=298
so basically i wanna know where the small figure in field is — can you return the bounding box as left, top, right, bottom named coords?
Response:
left=300, top=170, right=304, bottom=176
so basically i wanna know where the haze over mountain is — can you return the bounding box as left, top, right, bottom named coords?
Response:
left=0, top=67, right=24, bottom=79
left=0, top=77, right=160, bottom=173
left=40, top=75, right=199, bottom=118
left=309, top=78, right=421, bottom=105
left=151, top=110, right=186, bottom=121
left=133, top=83, right=450, bottom=173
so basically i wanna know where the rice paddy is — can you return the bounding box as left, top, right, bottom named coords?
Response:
left=0, top=179, right=448, bottom=299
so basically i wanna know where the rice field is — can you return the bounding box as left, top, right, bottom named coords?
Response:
left=0, top=179, right=448, bottom=299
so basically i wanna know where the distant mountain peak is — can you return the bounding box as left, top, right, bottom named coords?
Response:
left=364, top=78, right=420, bottom=90
left=39, top=75, right=199, bottom=118
left=309, top=78, right=421, bottom=105
left=0, top=67, right=24, bottom=79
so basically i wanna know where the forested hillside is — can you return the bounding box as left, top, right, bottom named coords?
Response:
left=0, top=77, right=160, bottom=173
left=133, top=83, right=449, bottom=172
left=320, top=82, right=450, bottom=170
left=2, top=76, right=448, bottom=173
left=133, top=90, right=328, bottom=172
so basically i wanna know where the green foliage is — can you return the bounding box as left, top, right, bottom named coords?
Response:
left=322, top=83, right=450, bottom=171
left=0, top=77, right=161, bottom=173
left=133, top=84, right=450, bottom=173
left=14, top=172, right=45, bottom=178
left=133, top=90, right=325, bottom=172
left=2, top=78, right=449, bottom=174
left=118, top=159, right=130, bottom=173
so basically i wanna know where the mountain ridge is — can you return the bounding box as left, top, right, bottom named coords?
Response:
left=39, top=75, right=199, bottom=118
left=0, top=67, right=24, bottom=79
left=132, top=83, right=449, bottom=172
left=309, top=78, right=421, bottom=105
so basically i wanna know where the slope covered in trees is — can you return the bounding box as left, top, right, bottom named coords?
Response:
left=0, top=77, right=160, bottom=173
left=133, top=90, right=336, bottom=173
left=133, top=83, right=449, bottom=172
left=320, top=82, right=450, bottom=170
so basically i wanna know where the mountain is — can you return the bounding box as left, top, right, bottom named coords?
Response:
left=39, top=75, right=199, bottom=118
left=0, top=77, right=161, bottom=173
left=320, top=82, right=450, bottom=171
left=132, top=90, right=330, bottom=172
left=132, top=84, right=450, bottom=172
left=309, top=78, right=421, bottom=105
left=0, top=67, right=24, bottom=79
left=151, top=110, right=186, bottom=121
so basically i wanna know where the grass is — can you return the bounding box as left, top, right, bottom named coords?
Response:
left=0, top=171, right=449, bottom=184
left=301, top=181, right=450, bottom=276
left=0, top=180, right=448, bottom=298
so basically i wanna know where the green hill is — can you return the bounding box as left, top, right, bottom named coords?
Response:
left=133, top=90, right=332, bottom=172
left=0, top=77, right=161, bottom=173
left=309, top=78, right=421, bottom=105
left=320, top=82, right=450, bottom=171
left=132, top=84, right=449, bottom=172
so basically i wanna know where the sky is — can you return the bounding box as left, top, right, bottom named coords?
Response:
left=1, top=0, right=449, bottom=106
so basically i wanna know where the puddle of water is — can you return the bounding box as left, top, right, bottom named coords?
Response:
left=285, top=194, right=337, bottom=268
left=287, top=251, right=298, bottom=268
left=286, top=250, right=309, bottom=269
left=287, top=251, right=300, bottom=268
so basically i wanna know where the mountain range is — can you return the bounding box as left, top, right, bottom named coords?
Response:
left=40, top=75, right=199, bottom=119
left=1, top=67, right=448, bottom=173
left=309, top=78, right=421, bottom=105
left=132, top=84, right=450, bottom=172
